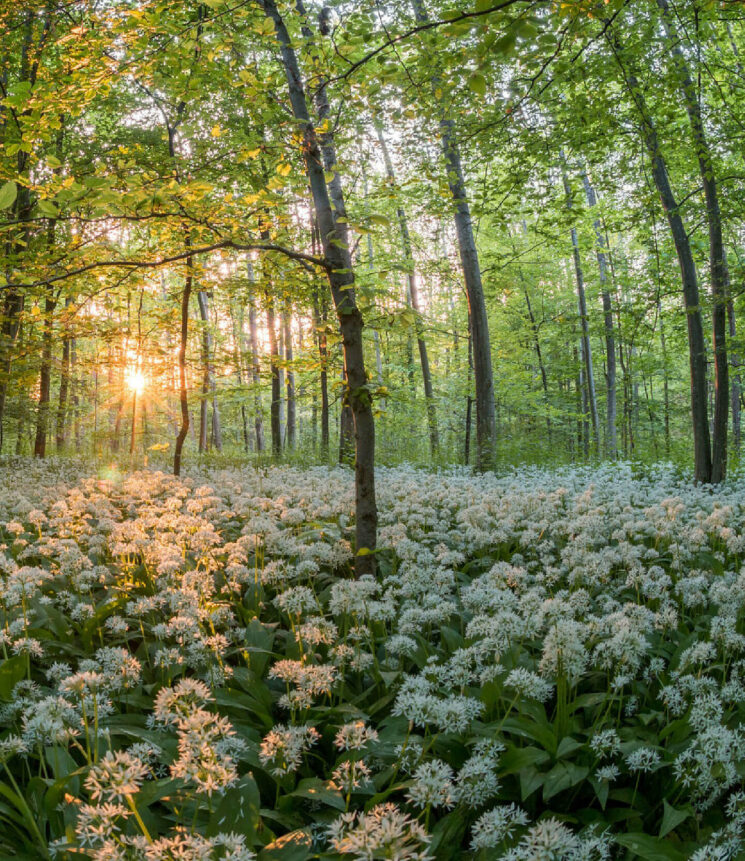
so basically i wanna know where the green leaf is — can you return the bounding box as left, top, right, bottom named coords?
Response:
left=37, top=199, right=58, bottom=218
left=499, top=744, right=550, bottom=775
left=0, top=181, right=17, bottom=210
left=259, top=828, right=313, bottom=861
left=589, top=775, right=609, bottom=810
left=519, top=765, right=544, bottom=800
left=614, top=833, right=686, bottom=860
left=659, top=799, right=691, bottom=839
left=289, top=778, right=345, bottom=811
left=368, top=213, right=390, bottom=227
left=207, top=775, right=260, bottom=839
left=467, top=72, right=487, bottom=96
left=556, top=736, right=583, bottom=759
left=542, top=761, right=588, bottom=801
left=0, top=656, right=27, bottom=700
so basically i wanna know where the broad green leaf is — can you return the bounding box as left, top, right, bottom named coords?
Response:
left=290, top=777, right=345, bottom=810
left=37, top=199, right=59, bottom=218
left=468, top=72, right=487, bottom=96
left=542, top=761, right=588, bottom=801
left=0, top=656, right=27, bottom=700
left=0, top=181, right=17, bottom=210
left=614, top=833, right=686, bottom=860
left=659, top=799, right=691, bottom=838
left=368, top=213, right=390, bottom=227
left=207, top=775, right=260, bottom=839
left=259, top=828, right=313, bottom=861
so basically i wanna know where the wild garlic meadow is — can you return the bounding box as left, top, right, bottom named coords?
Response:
left=2, top=458, right=745, bottom=860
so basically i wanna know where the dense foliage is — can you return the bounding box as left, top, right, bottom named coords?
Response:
left=1, top=0, right=745, bottom=474
left=1, top=460, right=745, bottom=858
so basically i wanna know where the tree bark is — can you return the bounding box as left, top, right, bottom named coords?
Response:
left=265, top=293, right=282, bottom=458
left=606, top=28, right=712, bottom=482
left=411, top=0, right=496, bottom=470
left=582, top=172, right=617, bottom=458
left=375, top=123, right=439, bottom=457
left=262, top=0, right=377, bottom=572
left=313, top=288, right=330, bottom=459
left=561, top=159, right=600, bottom=454
left=247, top=262, right=265, bottom=453
left=283, top=304, right=296, bottom=448
left=33, top=294, right=56, bottom=458
left=173, top=251, right=192, bottom=477
left=657, top=0, right=728, bottom=481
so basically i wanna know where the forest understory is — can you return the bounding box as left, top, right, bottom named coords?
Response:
left=4, top=0, right=745, bottom=857
left=0, top=457, right=744, bottom=859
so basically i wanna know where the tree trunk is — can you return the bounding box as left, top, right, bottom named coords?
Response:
left=33, top=294, right=56, bottom=458
left=582, top=172, right=617, bottom=458
left=262, top=0, right=377, bottom=572
left=230, top=302, right=250, bottom=453
left=375, top=123, right=438, bottom=456
left=173, top=251, right=192, bottom=477
left=56, top=298, right=72, bottom=451
left=561, top=159, right=600, bottom=454
left=659, top=299, right=671, bottom=457
left=197, top=290, right=211, bottom=453
left=247, top=263, right=265, bottom=452
left=606, top=29, right=712, bottom=481
left=465, top=322, right=473, bottom=465
left=313, top=289, right=330, bottom=459
left=266, top=293, right=282, bottom=457
left=657, top=0, right=728, bottom=480
left=411, top=0, right=495, bottom=470
left=729, top=300, right=741, bottom=460
left=283, top=304, right=296, bottom=448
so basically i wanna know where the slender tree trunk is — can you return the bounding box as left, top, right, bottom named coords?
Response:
left=659, top=300, right=671, bottom=457
left=729, top=300, right=741, bottom=460
left=247, top=264, right=265, bottom=452
left=465, top=322, right=473, bottom=465
left=582, top=172, right=617, bottom=457
left=606, top=29, right=711, bottom=481
left=375, top=123, right=439, bottom=456
left=173, top=251, right=192, bottom=477
left=33, top=293, right=56, bottom=458
left=262, top=0, right=377, bottom=571
left=657, top=0, right=728, bottom=481
left=197, top=291, right=211, bottom=453
left=56, top=298, right=72, bottom=451
left=411, top=0, right=495, bottom=470
left=283, top=304, right=296, bottom=448
left=266, top=294, right=282, bottom=457
left=230, top=302, right=250, bottom=453
left=561, top=159, right=600, bottom=454
left=313, top=289, right=330, bottom=459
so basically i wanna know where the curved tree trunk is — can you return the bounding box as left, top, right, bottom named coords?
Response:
left=262, top=0, right=377, bottom=573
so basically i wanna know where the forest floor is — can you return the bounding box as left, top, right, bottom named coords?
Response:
left=0, top=458, right=743, bottom=859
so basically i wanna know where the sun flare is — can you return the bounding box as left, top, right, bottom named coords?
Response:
left=125, top=368, right=146, bottom=396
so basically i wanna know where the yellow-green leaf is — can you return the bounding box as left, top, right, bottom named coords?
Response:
left=0, top=181, right=17, bottom=210
left=468, top=72, right=487, bottom=96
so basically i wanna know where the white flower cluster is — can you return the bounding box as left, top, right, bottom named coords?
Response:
left=5, top=459, right=745, bottom=856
